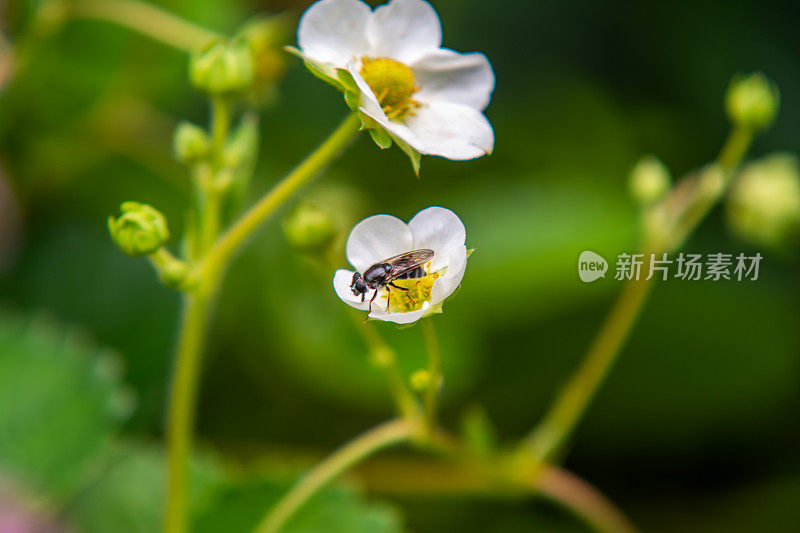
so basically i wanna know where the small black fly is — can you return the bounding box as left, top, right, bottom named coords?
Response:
left=350, top=249, right=434, bottom=315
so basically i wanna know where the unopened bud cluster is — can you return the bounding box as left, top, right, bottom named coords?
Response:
left=108, top=202, right=169, bottom=256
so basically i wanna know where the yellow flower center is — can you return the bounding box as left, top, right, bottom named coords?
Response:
left=383, top=268, right=441, bottom=313
left=359, top=57, right=420, bottom=121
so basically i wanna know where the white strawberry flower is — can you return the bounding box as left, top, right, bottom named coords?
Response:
left=295, top=0, right=495, bottom=169
left=333, top=206, right=468, bottom=324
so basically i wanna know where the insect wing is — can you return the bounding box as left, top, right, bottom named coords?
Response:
left=383, top=249, right=434, bottom=281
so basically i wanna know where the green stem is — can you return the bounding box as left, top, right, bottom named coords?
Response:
left=164, top=98, right=233, bottom=533
left=253, top=419, right=414, bottom=533
left=522, top=271, right=656, bottom=462
left=68, top=0, right=221, bottom=52
left=421, top=319, right=442, bottom=430
left=200, top=98, right=231, bottom=252
left=668, top=125, right=752, bottom=251
left=210, top=97, right=231, bottom=160
left=162, top=114, right=361, bottom=531
left=201, top=113, right=362, bottom=279
left=164, top=292, right=212, bottom=533
left=521, top=125, right=756, bottom=463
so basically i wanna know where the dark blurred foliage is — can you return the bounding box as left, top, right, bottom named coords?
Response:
left=0, top=0, right=799, bottom=531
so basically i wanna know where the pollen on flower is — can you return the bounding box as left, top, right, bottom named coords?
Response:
left=384, top=268, right=441, bottom=313
left=360, top=57, right=420, bottom=121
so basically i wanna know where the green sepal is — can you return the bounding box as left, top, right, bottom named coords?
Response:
left=285, top=46, right=344, bottom=91
left=368, top=127, right=393, bottom=150
left=344, top=90, right=360, bottom=112
left=389, top=133, right=422, bottom=176
left=336, top=68, right=359, bottom=92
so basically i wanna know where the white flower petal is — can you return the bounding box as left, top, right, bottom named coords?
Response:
left=405, top=101, right=494, bottom=160
left=412, top=49, right=495, bottom=110
left=408, top=206, right=466, bottom=270
left=370, top=301, right=430, bottom=324
left=347, top=61, right=390, bottom=120
left=431, top=244, right=467, bottom=304
left=346, top=214, right=413, bottom=272
left=350, top=61, right=494, bottom=161
left=333, top=269, right=370, bottom=310
left=298, top=0, right=371, bottom=66
left=367, top=0, right=442, bottom=63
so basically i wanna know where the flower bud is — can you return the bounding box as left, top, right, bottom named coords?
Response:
left=410, top=369, right=432, bottom=392
left=235, top=15, right=289, bottom=104
left=726, top=73, right=779, bottom=131
left=189, top=39, right=254, bottom=96
left=282, top=201, right=337, bottom=254
left=173, top=121, right=210, bottom=164
left=629, top=155, right=670, bottom=205
left=108, top=202, right=169, bottom=256
left=727, top=153, right=800, bottom=247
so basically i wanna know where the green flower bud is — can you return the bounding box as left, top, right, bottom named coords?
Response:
left=726, top=73, right=780, bottom=131
left=173, top=121, right=210, bottom=164
left=108, top=202, right=169, bottom=256
left=282, top=201, right=337, bottom=254
left=235, top=15, right=290, bottom=104
left=410, top=369, right=432, bottom=392
left=189, top=39, right=254, bottom=96
left=727, top=153, right=800, bottom=248
left=629, top=155, right=671, bottom=204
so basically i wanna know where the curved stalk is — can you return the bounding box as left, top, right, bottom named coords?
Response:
left=164, top=113, right=362, bottom=533
left=254, top=419, right=415, bottom=533
left=164, top=292, right=212, bottom=533
left=201, top=113, right=361, bottom=279
left=68, top=0, right=221, bottom=52
left=521, top=124, right=756, bottom=463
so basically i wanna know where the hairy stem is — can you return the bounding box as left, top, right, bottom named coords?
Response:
left=254, top=419, right=415, bottom=533
left=201, top=113, right=362, bottom=279
left=69, top=0, right=221, bottom=52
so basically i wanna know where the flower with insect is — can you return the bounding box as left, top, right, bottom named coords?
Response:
left=294, top=0, right=495, bottom=170
left=333, top=206, right=468, bottom=324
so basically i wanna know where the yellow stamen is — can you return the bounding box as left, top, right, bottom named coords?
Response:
left=384, top=269, right=440, bottom=313
left=360, top=56, right=420, bottom=122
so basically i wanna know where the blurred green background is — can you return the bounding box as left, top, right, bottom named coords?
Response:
left=1, top=0, right=799, bottom=531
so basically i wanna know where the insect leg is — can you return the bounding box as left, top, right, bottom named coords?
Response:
left=368, top=290, right=378, bottom=314
left=386, top=286, right=391, bottom=314
left=388, top=282, right=409, bottom=291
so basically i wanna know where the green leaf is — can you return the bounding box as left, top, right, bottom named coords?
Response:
left=193, top=474, right=404, bottom=533
left=0, top=310, right=134, bottom=499
left=68, top=444, right=223, bottom=533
